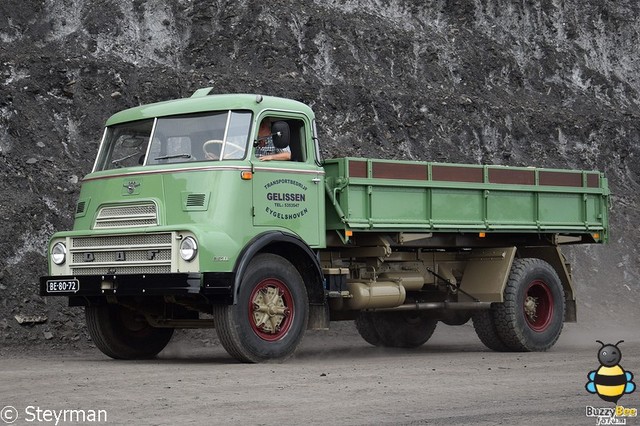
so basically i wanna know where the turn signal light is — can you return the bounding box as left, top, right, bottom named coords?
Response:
left=241, top=171, right=253, bottom=180
left=479, top=232, right=486, bottom=238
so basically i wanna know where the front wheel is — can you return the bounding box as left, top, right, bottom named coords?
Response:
left=492, top=258, right=565, bottom=351
left=85, top=304, right=174, bottom=359
left=213, top=253, right=308, bottom=363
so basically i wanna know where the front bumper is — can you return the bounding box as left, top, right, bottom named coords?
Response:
left=39, top=272, right=235, bottom=298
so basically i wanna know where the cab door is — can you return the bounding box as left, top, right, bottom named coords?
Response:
left=251, top=116, right=324, bottom=247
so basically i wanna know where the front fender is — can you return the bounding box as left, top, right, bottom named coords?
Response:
left=231, top=231, right=324, bottom=304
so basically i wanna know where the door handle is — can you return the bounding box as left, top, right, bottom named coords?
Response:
left=311, top=177, right=321, bottom=184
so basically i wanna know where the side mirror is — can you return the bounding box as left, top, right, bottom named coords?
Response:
left=271, top=121, right=290, bottom=149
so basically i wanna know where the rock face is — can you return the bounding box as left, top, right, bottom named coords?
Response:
left=1, top=1, right=638, bottom=345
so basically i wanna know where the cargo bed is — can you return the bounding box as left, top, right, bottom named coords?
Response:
left=324, top=158, right=609, bottom=242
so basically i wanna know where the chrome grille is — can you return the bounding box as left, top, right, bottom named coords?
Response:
left=94, top=203, right=158, bottom=229
left=72, top=233, right=171, bottom=249
left=72, top=249, right=171, bottom=263
left=72, top=265, right=171, bottom=275
left=69, top=232, right=173, bottom=276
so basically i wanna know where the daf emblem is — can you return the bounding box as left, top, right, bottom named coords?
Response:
left=124, top=181, right=140, bottom=194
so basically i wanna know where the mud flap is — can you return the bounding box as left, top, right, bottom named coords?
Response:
left=459, top=247, right=517, bottom=302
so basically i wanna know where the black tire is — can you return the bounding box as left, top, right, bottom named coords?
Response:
left=440, top=310, right=471, bottom=326
left=213, top=253, right=308, bottom=363
left=85, top=304, right=173, bottom=359
left=372, top=311, right=438, bottom=348
left=492, top=258, right=565, bottom=351
left=355, top=312, right=382, bottom=346
left=472, top=309, right=510, bottom=351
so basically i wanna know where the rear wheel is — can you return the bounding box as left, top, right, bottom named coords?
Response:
left=213, top=253, right=308, bottom=363
left=355, top=312, right=382, bottom=346
left=472, top=309, right=510, bottom=351
left=85, top=304, right=174, bottom=359
left=372, top=311, right=438, bottom=348
left=492, top=258, right=565, bottom=351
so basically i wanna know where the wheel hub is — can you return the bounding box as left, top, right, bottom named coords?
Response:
left=523, top=280, right=553, bottom=332
left=118, top=307, right=149, bottom=332
left=249, top=280, right=293, bottom=341
left=524, top=296, right=538, bottom=321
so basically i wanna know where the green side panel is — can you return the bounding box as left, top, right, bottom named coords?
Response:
left=585, top=195, right=603, bottom=225
left=538, top=193, right=582, bottom=224
left=487, top=191, right=535, bottom=224
left=345, top=186, right=368, bottom=223
left=371, top=187, right=428, bottom=223
left=431, top=189, right=483, bottom=225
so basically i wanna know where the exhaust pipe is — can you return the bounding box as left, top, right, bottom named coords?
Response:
left=369, top=301, right=491, bottom=312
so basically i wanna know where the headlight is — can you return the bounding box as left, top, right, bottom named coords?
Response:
left=51, top=242, right=66, bottom=265
left=179, top=237, right=198, bottom=261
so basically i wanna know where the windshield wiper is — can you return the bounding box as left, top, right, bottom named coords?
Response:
left=111, top=152, right=140, bottom=165
left=154, top=153, right=193, bottom=160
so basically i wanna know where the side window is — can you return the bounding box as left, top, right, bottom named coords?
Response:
left=254, top=117, right=306, bottom=162
left=289, top=120, right=306, bottom=162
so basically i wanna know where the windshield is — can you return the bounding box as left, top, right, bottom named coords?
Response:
left=94, top=111, right=252, bottom=171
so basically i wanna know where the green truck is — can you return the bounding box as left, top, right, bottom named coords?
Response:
left=39, top=90, right=610, bottom=362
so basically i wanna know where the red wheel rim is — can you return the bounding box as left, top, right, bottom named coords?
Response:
left=248, top=278, right=294, bottom=341
left=523, top=280, right=553, bottom=332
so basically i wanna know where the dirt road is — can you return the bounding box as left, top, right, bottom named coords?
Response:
left=1, top=323, right=638, bottom=426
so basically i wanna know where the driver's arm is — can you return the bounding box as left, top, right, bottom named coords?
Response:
left=259, top=151, right=291, bottom=161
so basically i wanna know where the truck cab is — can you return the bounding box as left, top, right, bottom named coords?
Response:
left=41, top=91, right=328, bottom=361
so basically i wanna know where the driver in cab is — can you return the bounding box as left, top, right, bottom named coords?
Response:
left=254, top=118, right=291, bottom=161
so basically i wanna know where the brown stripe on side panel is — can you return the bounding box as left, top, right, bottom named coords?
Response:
left=372, top=162, right=428, bottom=180
left=488, top=168, right=535, bottom=185
left=587, top=173, right=600, bottom=188
left=539, top=170, right=583, bottom=187
left=349, top=160, right=367, bottom=178
left=432, top=165, right=483, bottom=183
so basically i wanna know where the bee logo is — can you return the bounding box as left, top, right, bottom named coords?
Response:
left=586, top=340, right=636, bottom=403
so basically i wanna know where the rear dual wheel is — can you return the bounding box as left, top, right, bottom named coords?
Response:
left=472, top=258, right=565, bottom=352
left=355, top=311, right=437, bottom=348
left=213, top=253, right=308, bottom=363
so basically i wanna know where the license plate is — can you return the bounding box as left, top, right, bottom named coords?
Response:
left=46, top=279, right=80, bottom=293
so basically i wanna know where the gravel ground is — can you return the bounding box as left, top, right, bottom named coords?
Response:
left=1, top=322, right=638, bottom=425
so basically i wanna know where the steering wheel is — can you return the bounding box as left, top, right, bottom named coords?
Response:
left=203, top=139, right=245, bottom=160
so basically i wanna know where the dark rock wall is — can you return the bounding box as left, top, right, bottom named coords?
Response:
left=1, top=0, right=638, bottom=344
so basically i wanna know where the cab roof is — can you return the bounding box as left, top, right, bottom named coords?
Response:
left=105, top=91, right=314, bottom=126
